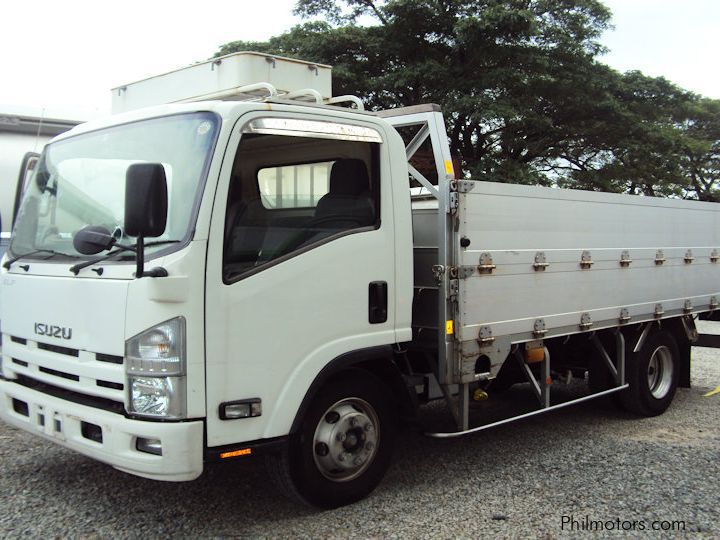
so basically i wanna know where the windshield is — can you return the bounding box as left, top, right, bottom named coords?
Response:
left=9, top=112, right=220, bottom=261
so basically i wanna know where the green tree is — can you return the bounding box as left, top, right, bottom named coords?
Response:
left=557, top=71, right=692, bottom=197
left=215, top=0, right=720, bottom=198
left=678, top=98, right=720, bottom=201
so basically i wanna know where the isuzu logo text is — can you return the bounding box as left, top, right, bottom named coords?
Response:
left=34, top=323, right=72, bottom=340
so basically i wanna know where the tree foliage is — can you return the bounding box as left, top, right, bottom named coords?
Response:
left=215, top=0, right=720, bottom=200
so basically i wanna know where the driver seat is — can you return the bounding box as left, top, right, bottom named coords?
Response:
left=313, top=159, right=375, bottom=230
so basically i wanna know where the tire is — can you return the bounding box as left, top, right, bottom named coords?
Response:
left=620, top=329, right=679, bottom=416
left=266, top=370, right=396, bottom=508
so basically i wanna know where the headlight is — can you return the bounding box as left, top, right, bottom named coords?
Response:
left=125, top=317, right=186, bottom=419
left=128, top=375, right=186, bottom=418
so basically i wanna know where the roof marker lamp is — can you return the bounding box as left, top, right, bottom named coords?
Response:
left=125, top=317, right=186, bottom=419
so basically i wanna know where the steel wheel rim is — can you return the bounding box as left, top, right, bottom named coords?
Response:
left=647, top=345, right=673, bottom=399
left=312, top=397, right=380, bottom=482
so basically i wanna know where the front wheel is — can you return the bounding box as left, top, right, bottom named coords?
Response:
left=266, top=370, right=396, bottom=508
left=620, top=329, right=679, bottom=416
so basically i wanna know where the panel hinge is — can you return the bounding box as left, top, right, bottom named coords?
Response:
left=579, top=250, right=594, bottom=269
left=579, top=313, right=593, bottom=330
left=477, top=326, right=495, bottom=347
left=533, top=251, right=549, bottom=271
left=477, top=252, right=496, bottom=274
left=533, top=319, right=547, bottom=337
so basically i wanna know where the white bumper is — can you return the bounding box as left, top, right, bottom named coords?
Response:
left=0, top=379, right=204, bottom=481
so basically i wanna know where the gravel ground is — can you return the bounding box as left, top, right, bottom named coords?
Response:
left=1, top=326, right=719, bottom=538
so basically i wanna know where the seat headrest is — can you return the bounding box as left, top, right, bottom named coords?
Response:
left=328, top=159, right=369, bottom=196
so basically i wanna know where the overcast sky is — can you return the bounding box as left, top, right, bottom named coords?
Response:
left=1, top=0, right=717, bottom=118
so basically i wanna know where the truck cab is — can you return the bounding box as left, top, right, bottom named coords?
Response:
left=0, top=99, right=415, bottom=506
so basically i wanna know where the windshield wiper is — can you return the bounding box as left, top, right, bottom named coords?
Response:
left=69, top=240, right=180, bottom=276
left=3, top=249, right=77, bottom=270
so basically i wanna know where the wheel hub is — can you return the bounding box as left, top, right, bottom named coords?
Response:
left=313, top=399, right=380, bottom=482
left=647, top=345, right=673, bottom=399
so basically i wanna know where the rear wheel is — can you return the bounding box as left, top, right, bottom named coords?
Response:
left=620, top=329, right=679, bottom=416
left=266, top=370, right=396, bottom=508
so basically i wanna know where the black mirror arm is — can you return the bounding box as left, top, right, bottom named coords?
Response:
left=133, top=235, right=168, bottom=278
left=136, top=235, right=145, bottom=278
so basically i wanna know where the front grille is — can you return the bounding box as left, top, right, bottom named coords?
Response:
left=5, top=336, right=125, bottom=413
left=39, top=366, right=80, bottom=382
left=96, top=353, right=123, bottom=365
left=15, top=375, right=125, bottom=415
left=37, top=342, right=79, bottom=357
left=97, top=380, right=124, bottom=391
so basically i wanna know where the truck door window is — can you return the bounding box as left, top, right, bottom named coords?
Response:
left=257, top=161, right=332, bottom=209
left=223, top=133, right=380, bottom=282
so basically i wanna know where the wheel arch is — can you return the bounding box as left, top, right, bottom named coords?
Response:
left=288, top=345, right=416, bottom=435
left=619, top=317, right=692, bottom=389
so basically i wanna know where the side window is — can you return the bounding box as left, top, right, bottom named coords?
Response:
left=223, top=132, right=380, bottom=282
left=257, top=161, right=332, bottom=209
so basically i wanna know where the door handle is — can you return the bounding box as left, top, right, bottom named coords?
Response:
left=368, top=281, right=388, bottom=324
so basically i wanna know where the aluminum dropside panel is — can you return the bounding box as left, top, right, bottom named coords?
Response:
left=457, top=182, right=720, bottom=343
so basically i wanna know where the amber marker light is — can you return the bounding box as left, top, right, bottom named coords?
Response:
left=220, top=448, right=252, bottom=459
left=526, top=347, right=545, bottom=364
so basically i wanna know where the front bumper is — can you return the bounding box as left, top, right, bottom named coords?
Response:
left=0, top=379, right=204, bottom=481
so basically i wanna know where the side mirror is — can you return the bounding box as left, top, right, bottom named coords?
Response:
left=124, top=163, right=168, bottom=238
left=73, top=225, right=114, bottom=255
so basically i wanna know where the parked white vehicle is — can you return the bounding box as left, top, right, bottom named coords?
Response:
left=0, top=106, right=86, bottom=243
left=0, top=54, right=717, bottom=508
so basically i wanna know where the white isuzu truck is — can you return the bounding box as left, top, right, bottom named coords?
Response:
left=1, top=52, right=717, bottom=508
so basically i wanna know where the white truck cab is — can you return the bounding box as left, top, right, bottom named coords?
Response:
left=1, top=96, right=415, bottom=503
left=1, top=54, right=718, bottom=508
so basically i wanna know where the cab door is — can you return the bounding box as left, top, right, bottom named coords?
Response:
left=204, top=113, right=397, bottom=447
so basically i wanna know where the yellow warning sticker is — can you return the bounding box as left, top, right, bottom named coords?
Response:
left=446, top=320, right=454, bottom=335
left=703, top=386, right=720, bottom=397
left=444, top=160, right=454, bottom=176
